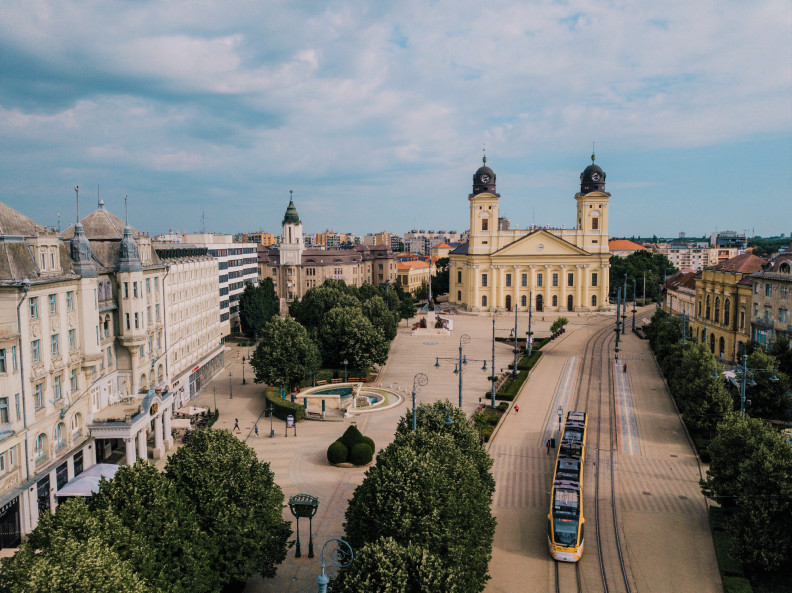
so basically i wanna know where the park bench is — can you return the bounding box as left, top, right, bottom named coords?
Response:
left=316, top=380, right=328, bottom=386
left=331, top=378, right=342, bottom=384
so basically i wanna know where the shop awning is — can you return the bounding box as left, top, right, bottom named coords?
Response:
left=56, top=464, right=120, bottom=497
left=177, top=405, right=207, bottom=416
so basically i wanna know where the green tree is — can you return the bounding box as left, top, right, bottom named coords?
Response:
left=736, top=349, right=791, bottom=419
left=609, top=251, right=676, bottom=301
left=0, top=499, right=153, bottom=593
left=432, top=257, right=450, bottom=296
left=701, top=414, right=792, bottom=571
left=90, top=461, right=216, bottom=593
left=344, top=430, right=496, bottom=593
left=250, top=316, right=321, bottom=390
left=394, top=400, right=495, bottom=496
left=362, top=295, right=398, bottom=341
left=333, top=537, right=464, bottom=593
left=413, top=282, right=429, bottom=301
left=291, top=284, right=361, bottom=330
left=239, top=279, right=280, bottom=339
left=165, top=430, right=291, bottom=587
left=398, top=294, right=417, bottom=322
left=317, top=306, right=390, bottom=370
left=769, top=334, right=792, bottom=378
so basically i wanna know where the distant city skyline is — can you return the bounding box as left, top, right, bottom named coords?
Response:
left=1, top=2, right=789, bottom=238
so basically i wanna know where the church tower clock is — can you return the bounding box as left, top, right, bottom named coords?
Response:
left=468, top=156, right=500, bottom=254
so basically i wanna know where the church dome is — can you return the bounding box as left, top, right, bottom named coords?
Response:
left=282, top=193, right=301, bottom=226
left=472, top=156, right=497, bottom=196
left=579, top=153, right=606, bottom=194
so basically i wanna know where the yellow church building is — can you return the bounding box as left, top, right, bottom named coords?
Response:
left=449, top=155, right=612, bottom=312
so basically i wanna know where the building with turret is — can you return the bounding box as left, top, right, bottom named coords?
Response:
left=448, top=155, right=612, bottom=312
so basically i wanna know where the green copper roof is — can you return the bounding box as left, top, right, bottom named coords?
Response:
left=282, top=199, right=301, bottom=226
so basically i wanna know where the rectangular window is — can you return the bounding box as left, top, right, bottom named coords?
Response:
left=147, top=306, right=151, bottom=324
left=66, top=291, right=74, bottom=310
left=40, top=253, right=46, bottom=270
left=96, top=326, right=99, bottom=346
left=71, top=369, right=78, bottom=391
left=14, top=394, right=20, bottom=421
left=32, top=340, right=40, bottom=363
left=780, top=309, right=787, bottom=324
left=50, top=334, right=59, bottom=356
left=69, top=328, right=76, bottom=350
left=53, top=375, right=62, bottom=400
left=552, top=273, right=558, bottom=287
left=29, top=297, right=38, bottom=319
left=765, top=284, right=772, bottom=297
left=48, top=294, right=57, bottom=314
left=740, top=311, right=745, bottom=330
left=505, top=273, right=512, bottom=287
left=521, top=273, right=527, bottom=287
left=34, top=384, right=43, bottom=408
left=537, top=273, right=543, bottom=287
left=125, top=313, right=130, bottom=330
left=148, top=335, right=153, bottom=354
left=154, top=277, right=159, bottom=292
left=0, top=398, right=8, bottom=424
left=11, top=346, right=17, bottom=371
left=107, top=347, right=113, bottom=367
left=482, top=273, right=488, bottom=287
left=139, top=345, right=145, bottom=358
left=481, top=218, right=488, bottom=231
left=50, top=253, right=55, bottom=269
left=592, top=217, right=599, bottom=230
left=754, top=283, right=759, bottom=295
left=0, top=349, right=5, bottom=373
left=568, top=273, right=574, bottom=287
left=134, top=313, right=139, bottom=329
left=133, top=282, right=138, bottom=298
left=592, top=272, right=598, bottom=287
left=155, top=304, right=160, bottom=321
left=146, top=278, right=151, bottom=293
left=124, top=283, right=129, bottom=298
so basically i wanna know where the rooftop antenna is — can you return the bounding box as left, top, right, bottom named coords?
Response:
left=124, top=195, right=129, bottom=225
left=97, top=185, right=100, bottom=208
left=483, top=141, right=487, bottom=164
left=74, top=185, right=80, bottom=222
left=591, top=140, right=596, bottom=162
left=201, top=210, right=207, bottom=233
left=57, top=212, right=61, bottom=233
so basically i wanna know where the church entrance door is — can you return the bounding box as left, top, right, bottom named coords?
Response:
left=536, top=294, right=544, bottom=312
left=505, top=295, right=512, bottom=311
left=567, top=295, right=573, bottom=311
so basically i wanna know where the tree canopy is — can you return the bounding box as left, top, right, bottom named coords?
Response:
left=238, top=279, right=280, bottom=338
left=250, top=315, right=321, bottom=389
left=317, top=306, right=390, bottom=371
left=609, top=251, right=677, bottom=301
left=291, top=283, right=361, bottom=330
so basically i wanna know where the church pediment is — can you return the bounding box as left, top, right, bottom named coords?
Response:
left=493, top=230, right=591, bottom=258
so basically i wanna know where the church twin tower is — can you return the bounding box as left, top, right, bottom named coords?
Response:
left=449, top=155, right=611, bottom=312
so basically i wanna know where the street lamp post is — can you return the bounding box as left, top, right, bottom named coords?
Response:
left=268, top=403, right=275, bottom=438
left=512, top=304, right=519, bottom=378
left=622, top=283, right=627, bottom=335
left=435, top=333, right=488, bottom=408
left=556, top=406, right=563, bottom=441
left=316, top=539, right=354, bottom=593
left=736, top=353, right=780, bottom=417
left=343, top=359, right=348, bottom=383
left=242, top=356, right=246, bottom=385
left=213, top=387, right=217, bottom=412
left=527, top=291, right=533, bottom=358
left=615, top=291, right=621, bottom=361
left=411, top=373, right=429, bottom=432
left=632, top=278, right=637, bottom=331
left=228, top=371, right=233, bottom=399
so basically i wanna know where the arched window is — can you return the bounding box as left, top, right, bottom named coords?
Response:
left=35, top=433, right=48, bottom=461
left=698, top=299, right=702, bottom=316
left=709, top=333, right=715, bottom=353
left=71, top=413, right=82, bottom=438
left=780, top=262, right=790, bottom=274
left=457, top=291, right=461, bottom=301
left=158, top=364, right=164, bottom=383
left=54, top=423, right=65, bottom=450
left=715, top=297, right=720, bottom=323
left=521, top=295, right=527, bottom=307
left=592, top=295, right=597, bottom=307
left=706, top=295, right=711, bottom=319
left=140, top=373, right=148, bottom=392
left=552, top=295, right=558, bottom=307
left=481, top=295, right=487, bottom=308
left=724, top=298, right=731, bottom=326
left=718, top=337, right=725, bottom=359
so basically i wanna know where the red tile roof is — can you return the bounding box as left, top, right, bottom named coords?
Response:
left=609, top=239, right=648, bottom=252
left=711, top=253, right=767, bottom=273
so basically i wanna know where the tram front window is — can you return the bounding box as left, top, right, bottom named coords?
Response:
left=554, top=519, right=578, bottom=547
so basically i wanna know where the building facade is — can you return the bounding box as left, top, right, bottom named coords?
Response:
left=396, top=260, right=433, bottom=294
left=240, top=231, right=276, bottom=247
left=258, top=199, right=397, bottom=306
left=651, top=242, right=738, bottom=271
left=449, top=156, right=611, bottom=312
left=690, top=254, right=767, bottom=362
left=663, top=270, right=698, bottom=320
left=749, top=245, right=792, bottom=347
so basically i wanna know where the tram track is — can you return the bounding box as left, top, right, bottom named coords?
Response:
left=552, top=317, right=634, bottom=593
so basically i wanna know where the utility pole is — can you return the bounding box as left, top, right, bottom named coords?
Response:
left=491, top=319, right=496, bottom=409
left=527, top=292, right=533, bottom=358
left=512, top=304, right=518, bottom=378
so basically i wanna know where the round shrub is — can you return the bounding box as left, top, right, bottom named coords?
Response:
left=497, top=402, right=509, bottom=413
left=348, top=443, right=373, bottom=466
left=340, top=425, right=365, bottom=449
left=327, top=440, right=349, bottom=464
left=361, top=436, right=375, bottom=452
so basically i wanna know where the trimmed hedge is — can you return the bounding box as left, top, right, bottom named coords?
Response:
left=722, top=576, right=752, bottom=593
left=348, top=443, right=374, bottom=465
left=327, top=441, right=349, bottom=464
left=265, top=387, right=305, bottom=422
left=361, top=436, right=375, bottom=452
left=340, top=425, right=365, bottom=449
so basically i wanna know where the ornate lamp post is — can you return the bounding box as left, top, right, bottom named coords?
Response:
left=242, top=356, right=246, bottom=385
left=268, top=403, right=275, bottom=438
left=228, top=371, right=233, bottom=399
left=316, top=538, right=353, bottom=593
left=411, top=373, right=428, bottom=432
left=734, top=353, right=780, bottom=417
left=526, top=291, right=534, bottom=358
left=556, top=406, right=564, bottom=441
left=434, top=334, right=488, bottom=408
left=288, top=494, right=319, bottom=558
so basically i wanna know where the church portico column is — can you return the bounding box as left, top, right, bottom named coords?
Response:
left=153, top=415, right=164, bottom=459
left=472, top=265, right=480, bottom=311
left=137, top=428, right=147, bottom=461
left=560, top=265, right=568, bottom=311
left=163, top=407, right=173, bottom=450
left=125, top=437, right=136, bottom=466
left=577, top=265, right=586, bottom=310
left=544, top=265, right=552, bottom=310
left=513, top=265, right=521, bottom=307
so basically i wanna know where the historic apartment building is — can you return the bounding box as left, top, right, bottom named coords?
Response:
left=449, top=155, right=611, bottom=312
left=690, top=253, right=767, bottom=362
left=0, top=199, right=224, bottom=546
left=749, top=244, right=792, bottom=347
left=257, top=197, right=397, bottom=306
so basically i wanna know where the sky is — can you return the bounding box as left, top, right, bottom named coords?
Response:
left=1, top=1, right=790, bottom=239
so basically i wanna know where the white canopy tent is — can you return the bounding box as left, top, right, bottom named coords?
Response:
left=56, top=464, right=120, bottom=498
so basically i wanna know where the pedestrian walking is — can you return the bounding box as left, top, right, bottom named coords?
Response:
left=515, top=404, right=519, bottom=413
left=254, top=424, right=259, bottom=437
left=623, top=362, right=627, bottom=373
left=233, top=418, right=240, bottom=432
left=546, top=439, right=551, bottom=455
